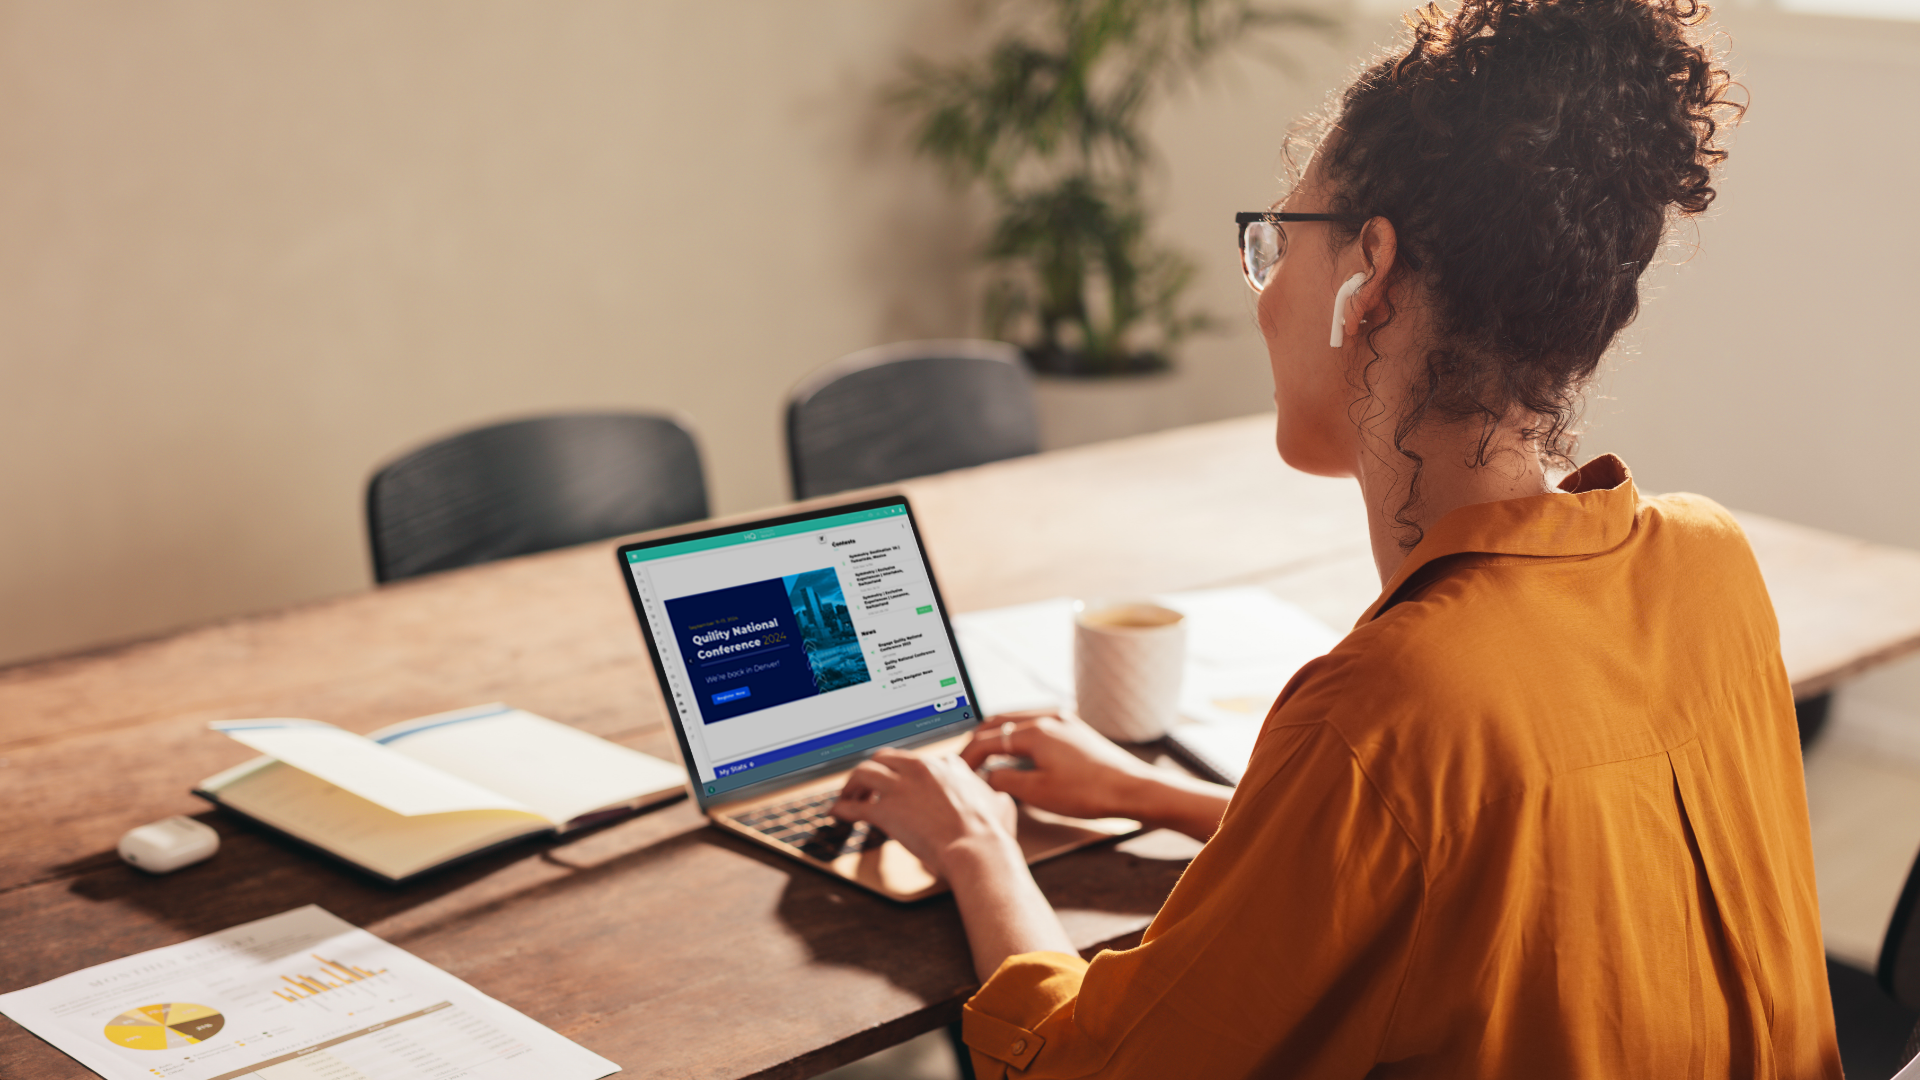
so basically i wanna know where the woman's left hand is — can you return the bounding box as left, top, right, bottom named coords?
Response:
left=834, top=748, right=1075, bottom=980
left=830, top=748, right=1019, bottom=879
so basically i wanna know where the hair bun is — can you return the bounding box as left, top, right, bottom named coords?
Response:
left=1314, top=0, right=1742, bottom=512
left=1393, top=0, right=1736, bottom=216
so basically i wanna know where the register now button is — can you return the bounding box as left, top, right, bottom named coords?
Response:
left=711, top=687, right=751, bottom=705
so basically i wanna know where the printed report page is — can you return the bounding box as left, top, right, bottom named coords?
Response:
left=626, top=505, right=973, bottom=797
left=0, top=905, right=618, bottom=1080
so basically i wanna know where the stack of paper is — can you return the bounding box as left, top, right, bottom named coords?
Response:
left=952, top=587, right=1341, bottom=783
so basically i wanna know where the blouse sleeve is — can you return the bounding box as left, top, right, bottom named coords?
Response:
left=961, top=720, right=1426, bottom=1079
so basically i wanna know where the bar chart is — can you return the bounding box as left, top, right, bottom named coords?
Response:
left=272, top=953, right=389, bottom=1003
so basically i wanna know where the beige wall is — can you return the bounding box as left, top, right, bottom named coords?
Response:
left=0, top=1, right=986, bottom=663
left=1584, top=8, right=1920, bottom=548
left=1577, top=8, right=1920, bottom=720
left=2, top=1, right=1917, bottom=672
left=0, top=0, right=1360, bottom=664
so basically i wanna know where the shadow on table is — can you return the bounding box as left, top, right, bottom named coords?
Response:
left=722, top=824, right=1195, bottom=1076
left=763, top=825, right=1199, bottom=994
left=29, top=808, right=1197, bottom=1080
left=51, top=801, right=706, bottom=949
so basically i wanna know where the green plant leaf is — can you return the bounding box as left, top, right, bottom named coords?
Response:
left=891, top=0, right=1332, bottom=370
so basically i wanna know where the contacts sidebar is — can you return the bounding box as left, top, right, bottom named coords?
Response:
left=842, top=520, right=962, bottom=703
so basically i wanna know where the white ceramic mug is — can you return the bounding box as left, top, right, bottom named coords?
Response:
left=1072, top=600, right=1186, bottom=742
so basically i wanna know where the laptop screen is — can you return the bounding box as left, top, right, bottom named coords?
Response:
left=618, top=496, right=979, bottom=806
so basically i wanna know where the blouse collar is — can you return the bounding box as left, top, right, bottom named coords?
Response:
left=1357, top=454, right=1640, bottom=626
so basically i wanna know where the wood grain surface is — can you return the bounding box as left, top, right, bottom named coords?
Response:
left=4, top=415, right=1918, bottom=1078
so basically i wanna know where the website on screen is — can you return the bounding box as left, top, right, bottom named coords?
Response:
left=627, top=506, right=972, bottom=797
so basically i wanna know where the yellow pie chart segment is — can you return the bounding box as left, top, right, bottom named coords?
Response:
left=103, top=1003, right=225, bottom=1050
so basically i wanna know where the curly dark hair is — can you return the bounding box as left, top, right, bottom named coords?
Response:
left=1313, top=0, right=1743, bottom=543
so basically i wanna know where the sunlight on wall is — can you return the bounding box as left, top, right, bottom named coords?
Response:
left=0, top=1, right=1914, bottom=669
left=0, top=0, right=1349, bottom=664
left=1776, top=0, right=1920, bottom=21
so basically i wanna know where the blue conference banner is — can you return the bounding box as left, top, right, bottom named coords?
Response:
left=664, top=567, right=873, bottom=724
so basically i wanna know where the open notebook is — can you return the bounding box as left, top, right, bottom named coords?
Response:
left=196, top=704, right=685, bottom=883
left=952, top=588, right=1341, bottom=785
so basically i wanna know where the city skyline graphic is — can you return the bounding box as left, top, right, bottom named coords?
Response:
left=782, top=568, right=870, bottom=694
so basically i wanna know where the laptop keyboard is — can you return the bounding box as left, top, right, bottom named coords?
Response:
left=732, top=789, right=888, bottom=861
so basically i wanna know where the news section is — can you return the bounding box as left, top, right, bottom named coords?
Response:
left=626, top=506, right=972, bottom=799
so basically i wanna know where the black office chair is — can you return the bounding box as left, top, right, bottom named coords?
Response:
left=1883, top=845, right=1920, bottom=992
left=786, top=339, right=1039, bottom=500
left=367, top=411, right=708, bottom=583
left=1876, top=845, right=1920, bottom=1076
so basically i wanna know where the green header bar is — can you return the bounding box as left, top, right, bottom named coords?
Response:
left=627, top=504, right=907, bottom=564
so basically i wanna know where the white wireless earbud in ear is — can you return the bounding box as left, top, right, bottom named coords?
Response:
left=1329, top=273, right=1367, bottom=348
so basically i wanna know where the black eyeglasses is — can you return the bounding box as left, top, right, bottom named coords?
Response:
left=1235, top=210, right=1422, bottom=291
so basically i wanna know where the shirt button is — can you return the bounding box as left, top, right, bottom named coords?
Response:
left=1012, top=1038, right=1028, bottom=1055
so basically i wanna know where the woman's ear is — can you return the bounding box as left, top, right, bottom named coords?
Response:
left=1344, top=216, right=1402, bottom=336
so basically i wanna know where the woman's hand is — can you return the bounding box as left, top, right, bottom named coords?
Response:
left=962, top=710, right=1237, bottom=842
left=958, top=710, right=1157, bottom=822
left=830, top=745, right=1075, bottom=980
left=824, top=711, right=1235, bottom=981
left=830, top=748, right=1019, bottom=879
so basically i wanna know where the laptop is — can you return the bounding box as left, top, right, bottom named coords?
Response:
left=616, top=494, right=1136, bottom=901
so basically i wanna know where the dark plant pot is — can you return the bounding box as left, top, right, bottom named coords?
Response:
left=1022, top=345, right=1172, bottom=378
left=1031, top=368, right=1182, bottom=451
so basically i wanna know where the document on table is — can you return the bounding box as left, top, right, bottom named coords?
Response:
left=953, top=586, right=1340, bottom=719
left=952, top=586, right=1342, bottom=783
left=0, top=905, right=618, bottom=1080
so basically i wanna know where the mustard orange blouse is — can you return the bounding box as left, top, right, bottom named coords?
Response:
left=962, top=457, right=1840, bottom=1078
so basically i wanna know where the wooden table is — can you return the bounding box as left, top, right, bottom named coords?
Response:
left=7, top=415, right=1920, bottom=1079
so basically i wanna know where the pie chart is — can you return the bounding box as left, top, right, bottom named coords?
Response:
left=103, top=1003, right=225, bottom=1050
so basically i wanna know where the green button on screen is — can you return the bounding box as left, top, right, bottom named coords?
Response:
left=916, top=604, right=933, bottom=615
left=940, top=677, right=957, bottom=687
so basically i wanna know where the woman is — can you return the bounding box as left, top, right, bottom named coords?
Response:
left=832, top=0, right=1841, bottom=1074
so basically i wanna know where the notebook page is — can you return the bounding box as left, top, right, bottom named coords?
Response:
left=370, top=705, right=685, bottom=826
left=212, top=720, right=533, bottom=817
left=203, top=760, right=545, bottom=880
left=1159, top=722, right=1262, bottom=785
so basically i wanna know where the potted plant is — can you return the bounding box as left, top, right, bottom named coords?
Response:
left=895, top=0, right=1327, bottom=394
